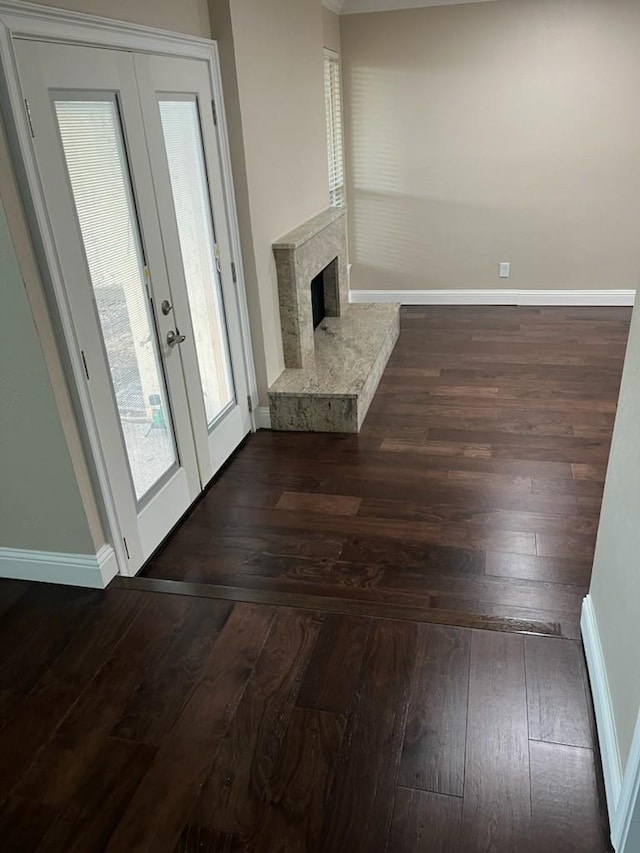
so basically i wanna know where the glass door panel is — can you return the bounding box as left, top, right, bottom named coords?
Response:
left=54, top=95, right=178, bottom=502
left=130, top=54, right=251, bottom=488
left=158, top=97, right=235, bottom=427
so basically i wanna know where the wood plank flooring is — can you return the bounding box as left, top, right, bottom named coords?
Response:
left=0, top=579, right=612, bottom=851
left=1, top=307, right=627, bottom=850
left=144, top=306, right=631, bottom=640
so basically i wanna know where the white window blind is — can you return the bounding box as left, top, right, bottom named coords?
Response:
left=159, top=98, right=235, bottom=427
left=324, top=50, right=345, bottom=208
left=55, top=96, right=178, bottom=501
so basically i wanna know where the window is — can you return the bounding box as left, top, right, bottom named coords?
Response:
left=159, top=97, right=236, bottom=427
left=324, top=49, right=345, bottom=208
left=55, top=96, right=178, bottom=501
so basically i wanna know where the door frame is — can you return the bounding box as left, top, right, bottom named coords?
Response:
left=0, top=0, right=258, bottom=576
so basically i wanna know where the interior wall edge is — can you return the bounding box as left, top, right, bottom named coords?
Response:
left=615, top=708, right=640, bottom=851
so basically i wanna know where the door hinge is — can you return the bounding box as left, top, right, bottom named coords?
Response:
left=231, top=261, right=237, bottom=284
left=123, top=537, right=130, bottom=560
left=214, top=243, right=222, bottom=274
left=247, top=395, right=253, bottom=414
left=211, top=98, right=218, bottom=126
left=24, top=98, right=34, bottom=138
left=81, top=350, right=90, bottom=380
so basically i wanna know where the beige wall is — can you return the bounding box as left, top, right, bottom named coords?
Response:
left=212, top=0, right=329, bottom=400
left=0, top=198, right=94, bottom=554
left=341, top=0, right=640, bottom=293
left=25, top=0, right=211, bottom=36
left=589, top=296, right=640, bottom=772
left=322, top=6, right=341, bottom=52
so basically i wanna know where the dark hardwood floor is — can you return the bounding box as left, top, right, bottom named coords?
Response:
left=1, top=306, right=629, bottom=850
left=0, top=579, right=612, bottom=852
left=143, top=305, right=632, bottom=640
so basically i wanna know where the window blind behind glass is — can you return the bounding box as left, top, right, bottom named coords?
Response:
left=324, top=53, right=344, bottom=208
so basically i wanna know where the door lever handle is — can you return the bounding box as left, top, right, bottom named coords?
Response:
left=167, top=329, right=186, bottom=347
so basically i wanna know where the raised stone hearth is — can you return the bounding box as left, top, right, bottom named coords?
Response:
left=269, top=303, right=399, bottom=432
left=268, top=208, right=399, bottom=433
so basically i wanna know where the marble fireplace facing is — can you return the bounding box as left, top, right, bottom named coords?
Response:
left=268, top=207, right=399, bottom=433
left=274, top=208, right=348, bottom=370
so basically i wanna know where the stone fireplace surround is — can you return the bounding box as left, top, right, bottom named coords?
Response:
left=268, top=207, right=399, bottom=433
left=274, top=208, right=348, bottom=369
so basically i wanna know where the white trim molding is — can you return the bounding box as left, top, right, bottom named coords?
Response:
left=349, top=289, right=637, bottom=307
left=581, top=595, right=623, bottom=815
left=208, top=40, right=259, bottom=430
left=255, top=406, right=272, bottom=430
left=581, top=595, right=640, bottom=851
left=0, top=0, right=216, bottom=52
left=341, top=0, right=498, bottom=14
left=0, top=544, right=118, bottom=588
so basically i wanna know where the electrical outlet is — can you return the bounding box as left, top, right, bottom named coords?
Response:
left=499, top=262, right=511, bottom=278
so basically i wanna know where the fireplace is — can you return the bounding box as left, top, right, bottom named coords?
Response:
left=270, top=207, right=400, bottom=433
left=310, top=258, right=338, bottom=329
left=311, top=271, right=325, bottom=329
left=272, top=209, right=348, bottom=369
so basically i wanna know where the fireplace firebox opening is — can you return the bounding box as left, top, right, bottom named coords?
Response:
left=310, top=257, right=339, bottom=331
left=311, top=270, right=326, bottom=329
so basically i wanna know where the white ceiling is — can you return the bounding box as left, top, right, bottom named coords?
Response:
left=324, top=0, right=499, bottom=15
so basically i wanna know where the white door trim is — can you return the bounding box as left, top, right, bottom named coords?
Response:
left=0, top=0, right=258, bottom=577
left=581, top=595, right=623, bottom=814
left=581, top=594, right=640, bottom=851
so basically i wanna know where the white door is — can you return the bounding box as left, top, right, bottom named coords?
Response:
left=14, top=39, right=251, bottom=573
left=134, top=53, right=251, bottom=482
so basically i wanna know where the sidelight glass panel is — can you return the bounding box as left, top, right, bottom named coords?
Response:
left=55, top=96, right=177, bottom=501
left=158, top=97, right=235, bottom=427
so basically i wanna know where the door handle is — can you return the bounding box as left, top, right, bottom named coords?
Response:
left=167, top=329, right=186, bottom=347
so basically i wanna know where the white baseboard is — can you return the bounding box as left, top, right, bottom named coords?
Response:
left=581, top=595, right=623, bottom=839
left=349, top=289, right=637, bottom=306
left=255, top=406, right=272, bottom=429
left=0, top=544, right=118, bottom=589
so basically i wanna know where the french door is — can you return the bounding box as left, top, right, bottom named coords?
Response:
left=14, top=40, right=251, bottom=573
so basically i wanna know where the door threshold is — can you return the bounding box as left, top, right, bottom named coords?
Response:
left=110, top=574, right=566, bottom=638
